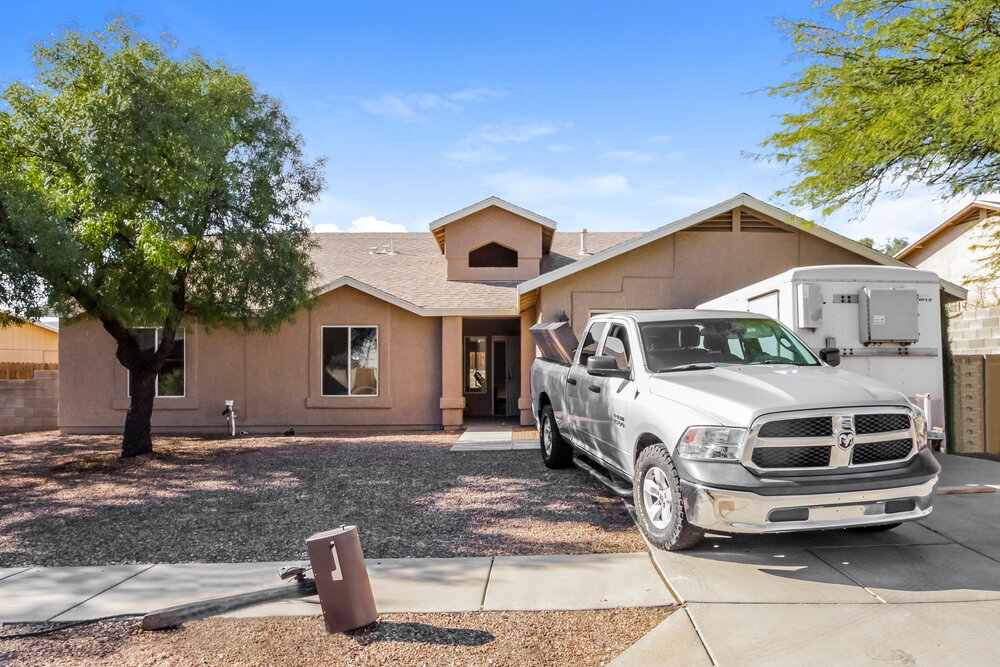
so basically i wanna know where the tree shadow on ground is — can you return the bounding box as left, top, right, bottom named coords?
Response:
left=0, top=433, right=643, bottom=567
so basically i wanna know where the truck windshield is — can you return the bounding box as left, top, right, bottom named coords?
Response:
left=639, top=318, right=820, bottom=372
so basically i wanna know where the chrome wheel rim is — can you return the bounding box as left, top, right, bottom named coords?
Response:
left=642, top=466, right=673, bottom=529
left=542, top=416, right=554, bottom=455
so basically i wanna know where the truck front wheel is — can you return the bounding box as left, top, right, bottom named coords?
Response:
left=540, top=405, right=573, bottom=469
left=634, top=444, right=704, bottom=551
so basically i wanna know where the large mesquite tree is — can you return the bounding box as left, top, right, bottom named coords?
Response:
left=0, top=20, right=324, bottom=457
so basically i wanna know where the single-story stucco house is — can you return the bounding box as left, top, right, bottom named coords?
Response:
left=58, top=193, right=962, bottom=434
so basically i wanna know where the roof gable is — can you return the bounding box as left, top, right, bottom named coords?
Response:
left=517, top=193, right=915, bottom=295
left=896, top=200, right=1000, bottom=261
left=428, top=196, right=557, bottom=253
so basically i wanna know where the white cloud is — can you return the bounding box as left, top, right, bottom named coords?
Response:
left=476, top=123, right=557, bottom=144
left=360, top=87, right=505, bottom=121
left=484, top=171, right=630, bottom=202
left=649, top=135, right=673, bottom=145
left=812, top=185, right=1000, bottom=243
left=345, top=216, right=407, bottom=233
left=310, top=216, right=407, bottom=233
left=311, top=222, right=343, bottom=233
left=547, top=144, right=573, bottom=153
left=444, top=122, right=559, bottom=164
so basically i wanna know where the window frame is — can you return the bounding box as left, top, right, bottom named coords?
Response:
left=598, top=322, right=633, bottom=371
left=575, top=320, right=608, bottom=367
left=127, top=327, right=186, bottom=398
left=320, top=325, right=380, bottom=397
left=468, top=241, right=519, bottom=268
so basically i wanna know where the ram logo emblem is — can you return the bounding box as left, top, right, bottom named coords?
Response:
left=837, top=431, right=855, bottom=449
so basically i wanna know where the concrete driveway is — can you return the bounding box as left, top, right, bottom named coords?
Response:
left=613, top=453, right=1000, bottom=665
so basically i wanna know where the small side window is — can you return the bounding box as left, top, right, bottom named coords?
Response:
left=601, top=324, right=632, bottom=370
left=576, top=321, right=607, bottom=366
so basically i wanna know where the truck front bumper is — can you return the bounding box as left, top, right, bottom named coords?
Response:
left=680, top=477, right=937, bottom=534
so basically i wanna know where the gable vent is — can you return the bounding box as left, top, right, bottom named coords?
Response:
left=690, top=211, right=733, bottom=232
left=740, top=210, right=791, bottom=233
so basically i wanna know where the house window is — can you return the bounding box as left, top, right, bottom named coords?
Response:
left=465, top=336, right=487, bottom=393
left=128, top=328, right=185, bottom=397
left=469, top=242, right=518, bottom=268
left=322, top=326, right=379, bottom=396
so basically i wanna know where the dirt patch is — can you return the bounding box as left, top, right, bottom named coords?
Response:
left=0, top=431, right=644, bottom=567
left=0, top=608, right=670, bottom=666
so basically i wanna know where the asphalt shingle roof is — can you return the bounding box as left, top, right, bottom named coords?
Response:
left=309, top=231, right=641, bottom=312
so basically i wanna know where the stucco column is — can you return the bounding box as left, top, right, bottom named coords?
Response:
left=440, top=316, right=465, bottom=429
left=519, top=305, right=537, bottom=426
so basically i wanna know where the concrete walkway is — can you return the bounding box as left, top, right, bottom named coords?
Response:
left=0, top=552, right=670, bottom=624
left=611, top=452, right=1000, bottom=665
left=449, top=425, right=539, bottom=451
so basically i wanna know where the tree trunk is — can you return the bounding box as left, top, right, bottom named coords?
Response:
left=122, top=367, right=157, bottom=458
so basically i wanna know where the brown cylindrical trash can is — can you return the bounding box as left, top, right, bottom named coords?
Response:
left=306, top=525, right=378, bottom=633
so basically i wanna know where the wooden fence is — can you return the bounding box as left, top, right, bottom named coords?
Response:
left=0, top=362, right=59, bottom=381
left=951, top=355, right=1000, bottom=456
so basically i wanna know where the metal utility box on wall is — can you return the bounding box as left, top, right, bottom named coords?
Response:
left=859, top=288, right=920, bottom=344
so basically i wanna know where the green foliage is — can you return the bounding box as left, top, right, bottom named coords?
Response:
left=764, top=1, right=1000, bottom=214
left=0, top=18, right=324, bottom=336
left=858, top=236, right=909, bottom=255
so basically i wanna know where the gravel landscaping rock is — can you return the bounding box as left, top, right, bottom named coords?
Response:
left=0, top=431, right=644, bottom=567
left=0, top=608, right=671, bottom=666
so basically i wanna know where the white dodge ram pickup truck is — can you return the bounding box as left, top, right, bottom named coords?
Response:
left=531, top=310, right=940, bottom=550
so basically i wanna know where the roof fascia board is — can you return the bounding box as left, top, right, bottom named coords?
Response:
left=518, top=193, right=921, bottom=295
left=517, top=195, right=746, bottom=294
left=315, top=277, right=516, bottom=317
left=896, top=200, right=1000, bottom=260
left=429, top=196, right=558, bottom=232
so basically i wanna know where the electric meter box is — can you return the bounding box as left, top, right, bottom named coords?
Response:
left=859, top=288, right=919, bottom=344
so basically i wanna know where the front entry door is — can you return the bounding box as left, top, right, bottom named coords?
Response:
left=491, top=336, right=521, bottom=417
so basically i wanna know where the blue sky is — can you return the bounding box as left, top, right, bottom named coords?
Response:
left=0, top=1, right=975, bottom=244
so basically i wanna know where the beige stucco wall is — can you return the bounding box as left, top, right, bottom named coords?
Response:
left=0, top=324, right=58, bottom=364
left=907, top=211, right=998, bottom=307
left=59, top=286, right=442, bottom=434
left=537, top=219, right=879, bottom=336
left=444, top=207, right=544, bottom=281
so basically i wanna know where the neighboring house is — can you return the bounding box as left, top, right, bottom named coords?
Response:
left=0, top=318, right=58, bottom=365
left=58, top=193, right=963, bottom=434
left=897, top=201, right=1000, bottom=454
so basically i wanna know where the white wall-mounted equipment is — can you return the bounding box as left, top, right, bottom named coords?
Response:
left=698, top=265, right=948, bottom=439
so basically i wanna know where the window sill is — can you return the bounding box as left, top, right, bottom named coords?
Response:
left=306, top=395, right=392, bottom=409
left=112, top=398, right=200, bottom=410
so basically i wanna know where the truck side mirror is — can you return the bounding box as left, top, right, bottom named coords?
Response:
left=819, top=347, right=841, bottom=367
left=587, top=355, right=631, bottom=379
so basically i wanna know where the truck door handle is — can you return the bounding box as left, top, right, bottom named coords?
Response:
left=589, top=385, right=601, bottom=393
left=567, top=378, right=578, bottom=385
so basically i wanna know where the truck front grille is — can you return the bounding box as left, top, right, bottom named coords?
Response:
left=745, top=409, right=916, bottom=473
left=855, top=413, right=910, bottom=434
left=851, top=438, right=914, bottom=465
left=752, top=446, right=831, bottom=469
left=757, top=417, right=832, bottom=438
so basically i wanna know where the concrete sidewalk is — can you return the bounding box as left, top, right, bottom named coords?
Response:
left=449, top=425, right=539, bottom=451
left=0, top=552, right=671, bottom=624
left=612, top=452, right=1000, bottom=665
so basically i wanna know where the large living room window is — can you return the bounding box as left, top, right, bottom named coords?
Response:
left=128, top=328, right=185, bottom=397
left=322, top=326, right=379, bottom=396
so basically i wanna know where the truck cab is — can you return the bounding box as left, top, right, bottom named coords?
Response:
left=531, top=310, right=940, bottom=550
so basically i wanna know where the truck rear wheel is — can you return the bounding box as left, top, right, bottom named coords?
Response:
left=540, top=405, right=573, bottom=469
left=634, top=444, right=704, bottom=551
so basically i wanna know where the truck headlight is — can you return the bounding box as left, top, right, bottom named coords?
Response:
left=677, top=427, right=746, bottom=461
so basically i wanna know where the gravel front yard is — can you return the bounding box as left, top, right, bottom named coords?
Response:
left=1, top=431, right=644, bottom=567
left=1, top=608, right=670, bottom=666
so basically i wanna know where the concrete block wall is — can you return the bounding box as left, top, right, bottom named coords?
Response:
left=951, top=356, right=985, bottom=454
left=0, top=370, right=58, bottom=435
left=949, top=304, right=1000, bottom=355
